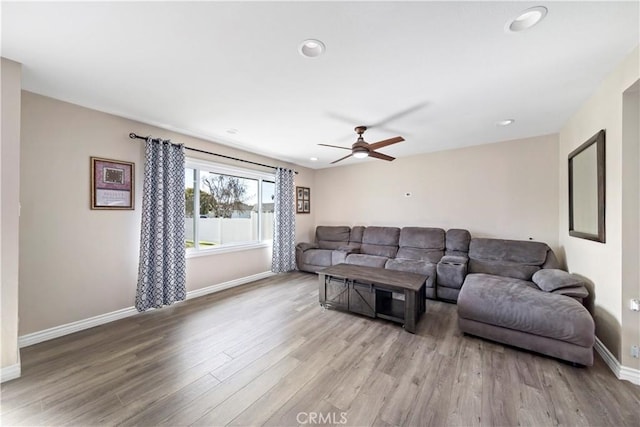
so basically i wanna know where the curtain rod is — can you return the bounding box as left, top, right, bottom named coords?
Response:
left=128, top=133, right=297, bottom=174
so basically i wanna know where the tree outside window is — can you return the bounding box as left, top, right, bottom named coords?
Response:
left=184, top=162, right=273, bottom=251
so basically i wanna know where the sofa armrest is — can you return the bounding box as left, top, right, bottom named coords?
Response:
left=296, top=242, right=318, bottom=253
left=440, top=255, right=468, bottom=266
left=437, top=255, right=468, bottom=290
left=551, top=286, right=589, bottom=299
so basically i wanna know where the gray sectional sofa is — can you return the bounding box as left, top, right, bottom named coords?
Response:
left=296, top=225, right=469, bottom=299
left=457, top=238, right=595, bottom=366
left=295, top=226, right=359, bottom=272
left=296, top=225, right=595, bottom=366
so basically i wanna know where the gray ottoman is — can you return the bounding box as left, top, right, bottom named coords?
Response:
left=458, top=273, right=595, bottom=366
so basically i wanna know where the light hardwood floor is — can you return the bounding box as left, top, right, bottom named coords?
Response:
left=2, top=272, right=639, bottom=426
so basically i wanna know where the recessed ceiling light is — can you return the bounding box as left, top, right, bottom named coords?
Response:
left=226, top=128, right=238, bottom=134
left=310, top=157, right=318, bottom=161
left=507, top=6, right=548, bottom=32
left=299, top=39, right=325, bottom=58
left=496, top=119, right=515, bottom=126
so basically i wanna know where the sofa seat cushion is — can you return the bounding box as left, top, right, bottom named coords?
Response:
left=396, top=248, right=443, bottom=263
left=303, top=249, right=333, bottom=267
left=345, top=254, right=388, bottom=269
left=385, top=258, right=435, bottom=277
left=458, top=274, right=594, bottom=347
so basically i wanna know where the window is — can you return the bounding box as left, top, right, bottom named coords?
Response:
left=185, top=159, right=275, bottom=254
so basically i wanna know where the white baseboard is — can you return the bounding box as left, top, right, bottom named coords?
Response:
left=19, top=306, right=139, bottom=348
left=18, top=271, right=274, bottom=348
left=594, top=337, right=640, bottom=386
left=594, top=337, right=619, bottom=375
left=619, top=365, right=640, bottom=385
left=1, top=354, right=21, bottom=383
left=186, top=271, right=274, bottom=300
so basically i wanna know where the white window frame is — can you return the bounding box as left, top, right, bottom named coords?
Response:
left=185, top=158, right=275, bottom=258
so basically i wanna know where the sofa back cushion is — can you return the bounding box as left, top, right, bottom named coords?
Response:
left=468, top=238, right=549, bottom=281
left=316, top=226, right=351, bottom=250
left=445, top=229, right=471, bottom=256
left=349, top=226, right=365, bottom=246
left=360, top=226, right=400, bottom=258
left=396, top=227, right=445, bottom=263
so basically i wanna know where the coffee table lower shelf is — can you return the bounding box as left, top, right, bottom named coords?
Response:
left=318, top=264, right=427, bottom=334
left=375, top=297, right=405, bottom=324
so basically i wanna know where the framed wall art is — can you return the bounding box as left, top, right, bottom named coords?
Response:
left=568, top=129, right=605, bottom=242
left=296, top=186, right=310, bottom=214
left=91, top=156, right=135, bottom=210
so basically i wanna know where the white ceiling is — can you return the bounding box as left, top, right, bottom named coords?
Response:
left=2, top=1, right=638, bottom=169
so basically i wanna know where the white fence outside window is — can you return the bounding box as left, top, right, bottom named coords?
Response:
left=185, top=212, right=274, bottom=246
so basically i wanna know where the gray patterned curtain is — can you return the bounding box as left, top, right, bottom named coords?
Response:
left=272, top=168, right=297, bottom=273
left=135, top=138, right=186, bottom=312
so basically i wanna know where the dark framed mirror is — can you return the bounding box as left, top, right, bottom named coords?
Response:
left=568, top=129, right=606, bottom=242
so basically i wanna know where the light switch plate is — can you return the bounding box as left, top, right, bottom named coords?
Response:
left=630, top=299, right=640, bottom=311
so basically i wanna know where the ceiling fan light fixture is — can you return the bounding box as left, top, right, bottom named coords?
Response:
left=320, top=126, right=403, bottom=164
left=299, top=39, right=325, bottom=58
left=507, top=6, right=547, bottom=32
left=353, top=148, right=369, bottom=159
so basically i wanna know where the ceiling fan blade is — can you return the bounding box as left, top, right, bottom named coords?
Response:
left=318, top=143, right=352, bottom=150
left=326, top=112, right=365, bottom=125
left=331, top=153, right=353, bottom=164
left=326, top=113, right=402, bottom=137
left=368, top=136, right=404, bottom=150
left=369, top=151, right=395, bottom=162
left=369, top=102, right=427, bottom=128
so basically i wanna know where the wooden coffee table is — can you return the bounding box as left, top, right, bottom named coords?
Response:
left=318, top=263, right=427, bottom=333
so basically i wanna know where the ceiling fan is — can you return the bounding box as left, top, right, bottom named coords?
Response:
left=319, top=126, right=404, bottom=164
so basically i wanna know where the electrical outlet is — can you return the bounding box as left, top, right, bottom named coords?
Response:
left=630, top=299, right=640, bottom=311
left=631, top=345, right=640, bottom=358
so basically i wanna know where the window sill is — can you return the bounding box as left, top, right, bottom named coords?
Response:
left=186, top=241, right=272, bottom=258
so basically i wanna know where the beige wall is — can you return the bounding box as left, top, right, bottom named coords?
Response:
left=314, top=134, right=559, bottom=250
left=1, top=58, right=22, bottom=373
left=621, top=81, right=639, bottom=371
left=19, top=91, right=315, bottom=335
left=295, top=173, right=316, bottom=245
left=558, top=45, right=639, bottom=367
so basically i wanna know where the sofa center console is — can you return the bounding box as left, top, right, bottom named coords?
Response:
left=318, top=263, right=427, bottom=333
